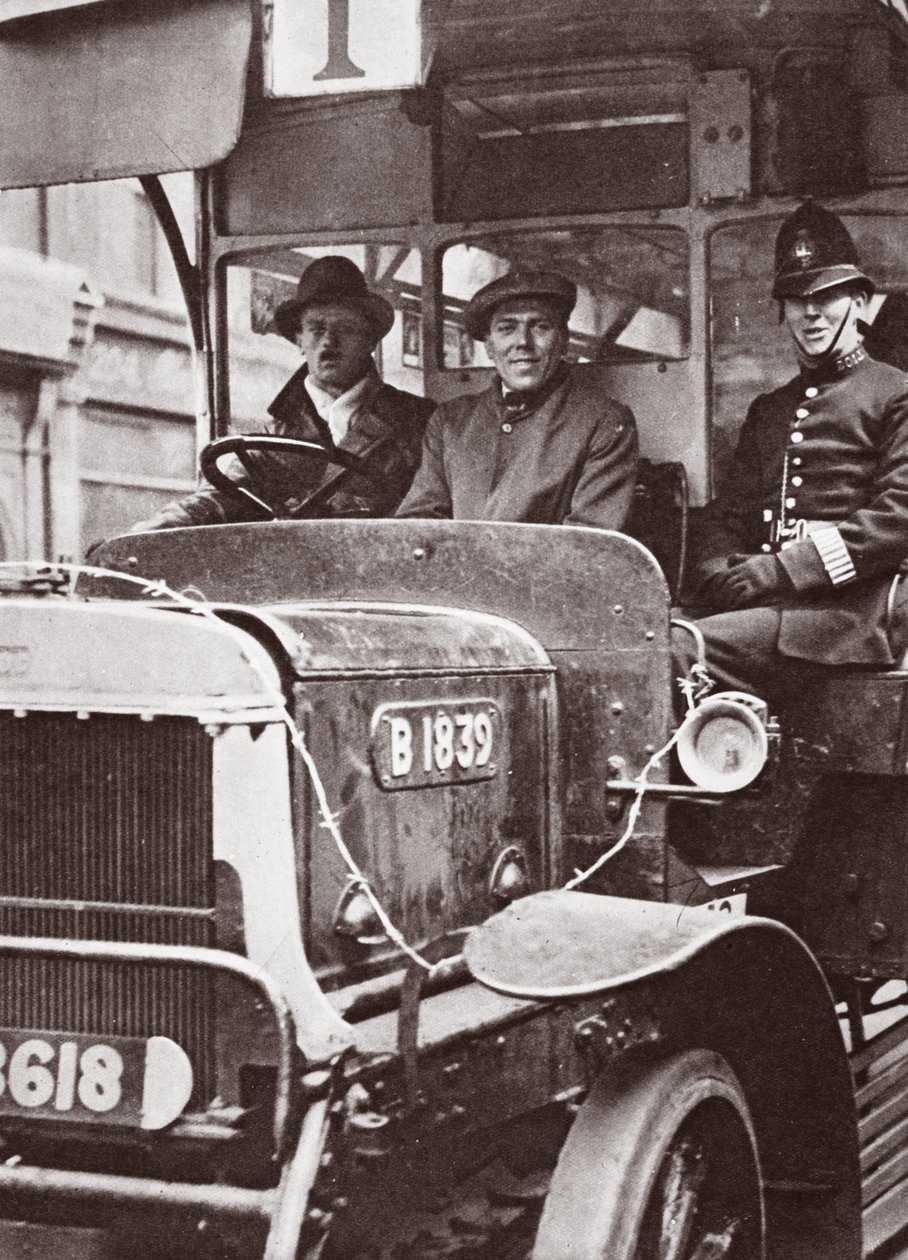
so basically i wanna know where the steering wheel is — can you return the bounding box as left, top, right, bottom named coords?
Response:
left=199, top=434, right=375, bottom=521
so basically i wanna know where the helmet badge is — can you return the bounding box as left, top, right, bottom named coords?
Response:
left=791, top=230, right=817, bottom=271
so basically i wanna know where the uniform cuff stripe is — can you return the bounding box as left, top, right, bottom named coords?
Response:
left=810, top=526, right=857, bottom=586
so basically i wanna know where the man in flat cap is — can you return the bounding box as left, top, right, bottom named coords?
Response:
left=127, top=256, right=434, bottom=531
left=674, top=201, right=908, bottom=709
left=396, top=270, right=638, bottom=528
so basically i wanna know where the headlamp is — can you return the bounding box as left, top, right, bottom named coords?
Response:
left=676, top=691, right=769, bottom=793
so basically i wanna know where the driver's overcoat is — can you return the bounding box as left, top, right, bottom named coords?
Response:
left=128, top=366, right=434, bottom=530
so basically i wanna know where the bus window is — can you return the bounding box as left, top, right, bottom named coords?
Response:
left=709, top=213, right=908, bottom=491
left=441, top=67, right=689, bottom=221
left=222, top=243, right=424, bottom=431
left=440, top=226, right=689, bottom=370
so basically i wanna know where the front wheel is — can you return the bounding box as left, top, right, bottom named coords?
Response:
left=533, top=1049, right=764, bottom=1260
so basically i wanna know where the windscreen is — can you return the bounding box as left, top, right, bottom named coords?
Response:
left=440, top=67, right=689, bottom=221
left=441, top=226, right=689, bottom=369
left=222, top=243, right=424, bottom=429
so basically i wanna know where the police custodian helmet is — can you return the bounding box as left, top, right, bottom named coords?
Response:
left=772, top=201, right=875, bottom=301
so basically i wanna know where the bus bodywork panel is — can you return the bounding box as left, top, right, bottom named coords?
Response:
left=0, top=0, right=904, bottom=193
left=92, top=520, right=674, bottom=898
left=0, top=0, right=252, bottom=188
left=88, top=519, right=669, bottom=651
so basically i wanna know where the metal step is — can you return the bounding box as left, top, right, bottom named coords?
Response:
left=853, top=1012, right=908, bottom=1256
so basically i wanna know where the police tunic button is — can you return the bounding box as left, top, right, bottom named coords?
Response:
left=796, top=408, right=810, bottom=420
left=785, top=497, right=796, bottom=508
left=791, top=431, right=804, bottom=443
left=805, top=387, right=818, bottom=398
left=501, top=423, right=513, bottom=433
left=791, top=475, right=803, bottom=487
left=761, top=543, right=771, bottom=553
left=792, top=456, right=802, bottom=466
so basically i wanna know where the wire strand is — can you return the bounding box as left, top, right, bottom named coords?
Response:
left=564, top=727, right=682, bottom=890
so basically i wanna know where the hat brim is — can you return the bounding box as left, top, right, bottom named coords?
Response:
left=464, top=292, right=575, bottom=341
left=772, top=265, right=875, bottom=300
left=273, top=292, right=395, bottom=342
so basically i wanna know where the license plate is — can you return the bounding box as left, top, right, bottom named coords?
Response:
left=0, top=1029, right=193, bottom=1130
left=372, top=699, right=501, bottom=790
left=703, top=893, right=748, bottom=916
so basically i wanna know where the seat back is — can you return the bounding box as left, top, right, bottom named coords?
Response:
left=624, top=458, right=689, bottom=598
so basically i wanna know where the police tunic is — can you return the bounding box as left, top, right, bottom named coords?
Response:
left=694, top=348, right=908, bottom=665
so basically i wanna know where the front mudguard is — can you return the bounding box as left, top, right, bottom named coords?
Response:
left=466, top=891, right=861, bottom=1260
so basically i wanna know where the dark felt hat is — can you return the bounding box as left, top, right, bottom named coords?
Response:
left=274, top=255, right=395, bottom=342
left=464, top=270, right=577, bottom=340
left=772, top=201, right=875, bottom=300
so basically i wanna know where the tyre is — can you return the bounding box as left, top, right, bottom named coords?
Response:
left=532, top=1049, right=764, bottom=1260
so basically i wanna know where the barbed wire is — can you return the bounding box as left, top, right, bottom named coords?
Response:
left=563, top=727, right=682, bottom=891
left=0, top=561, right=435, bottom=972
left=0, top=560, right=705, bottom=964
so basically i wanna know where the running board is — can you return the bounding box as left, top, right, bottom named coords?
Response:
left=853, top=1013, right=908, bottom=1256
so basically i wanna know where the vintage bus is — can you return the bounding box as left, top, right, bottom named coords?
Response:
left=0, top=1, right=907, bottom=1257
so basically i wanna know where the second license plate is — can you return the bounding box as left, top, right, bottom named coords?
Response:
left=0, top=1028, right=193, bottom=1130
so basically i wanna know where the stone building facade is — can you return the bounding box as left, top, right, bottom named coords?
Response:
left=0, top=176, right=212, bottom=560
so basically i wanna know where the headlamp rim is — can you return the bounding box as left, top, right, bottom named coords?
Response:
left=676, top=691, right=769, bottom=794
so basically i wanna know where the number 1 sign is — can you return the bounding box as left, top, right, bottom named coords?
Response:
left=264, top=0, right=425, bottom=98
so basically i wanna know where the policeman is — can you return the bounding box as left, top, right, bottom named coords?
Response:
left=674, top=201, right=908, bottom=708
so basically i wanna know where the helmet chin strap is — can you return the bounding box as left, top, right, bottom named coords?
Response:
left=791, top=296, right=856, bottom=370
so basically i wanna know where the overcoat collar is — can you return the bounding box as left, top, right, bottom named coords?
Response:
left=268, top=364, right=399, bottom=451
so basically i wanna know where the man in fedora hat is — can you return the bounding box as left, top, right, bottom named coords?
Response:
left=673, top=201, right=908, bottom=708
left=396, top=270, right=638, bottom=527
left=127, top=256, right=434, bottom=531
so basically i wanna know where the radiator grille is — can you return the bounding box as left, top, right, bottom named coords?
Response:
left=0, top=711, right=216, bottom=1103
